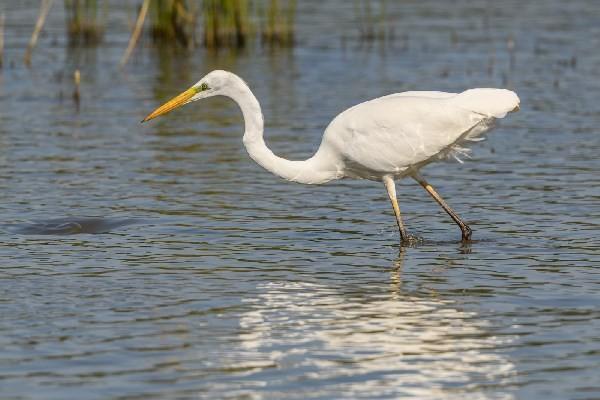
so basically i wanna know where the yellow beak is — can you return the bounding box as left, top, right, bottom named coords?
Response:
left=141, top=87, right=197, bottom=122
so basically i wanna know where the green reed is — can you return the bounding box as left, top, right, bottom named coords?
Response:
left=65, top=0, right=104, bottom=45
left=260, top=0, right=295, bottom=47
left=149, top=0, right=196, bottom=47
left=354, top=0, right=392, bottom=43
left=202, top=0, right=250, bottom=48
left=201, top=0, right=295, bottom=50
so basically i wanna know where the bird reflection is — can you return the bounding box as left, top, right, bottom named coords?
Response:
left=389, top=246, right=406, bottom=296
left=234, top=250, right=515, bottom=398
left=459, top=240, right=473, bottom=254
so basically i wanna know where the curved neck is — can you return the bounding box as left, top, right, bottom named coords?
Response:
left=223, top=76, right=338, bottom=185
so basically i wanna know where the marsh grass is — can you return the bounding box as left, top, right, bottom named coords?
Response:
left=150, top=0, right=196, bottom=47
left=354, top=0, right=393, bottom=44
left=149, top=0, right=296, bottom=50
left=16, top=0, right=298, bottom=66
left=259, top=0, right=295, bottom=47
left=202, top=0, right=250, bottom=48
left=201, top=0, right=296, bottom=50
left=65, top=0, right=104, bottom=46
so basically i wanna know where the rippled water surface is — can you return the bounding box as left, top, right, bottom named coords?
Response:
left=1, top=1, right=599, bottom=399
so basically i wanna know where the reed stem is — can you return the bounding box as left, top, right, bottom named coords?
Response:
left=24, top=0, right=53, bottom=66
left=202, top=0, right=250, bottom=48
left=261, top=0, right=295, bottom=47
left=120, top=0, right=150, bottom=67
left=0, top=13, right=4, bottom=69
left=73, top=69, right=81, bottom=107
left=354, top=0, right=390, bottom=44
left=65, top=0, right=104, bottom=46
left=150, top=0, right=193, bottom=47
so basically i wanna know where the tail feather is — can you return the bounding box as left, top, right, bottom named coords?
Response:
left=451, top=88, right=520, bottom=118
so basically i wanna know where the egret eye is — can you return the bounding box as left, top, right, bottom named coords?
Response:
left=199, top=82, right=209, bottom=91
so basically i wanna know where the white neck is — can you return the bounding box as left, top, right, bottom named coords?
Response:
left=222, top=75, right=339, bottom=185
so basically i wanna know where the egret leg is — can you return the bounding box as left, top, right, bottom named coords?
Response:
left=412, top=173, right=472, bottom=241
left=383, top=176, right=409, bottom=243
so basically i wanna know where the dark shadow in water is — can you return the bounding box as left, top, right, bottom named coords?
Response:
left=7, top=217, right=141, bottom=235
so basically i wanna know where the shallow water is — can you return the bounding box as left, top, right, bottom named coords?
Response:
left=1, top=1, right=599, bottom=399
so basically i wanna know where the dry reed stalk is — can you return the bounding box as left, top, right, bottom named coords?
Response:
left=120, top=0, right=150, bottom=67
left=24, top=0, right=54, bottom=66
left=73, top=69, right=81, bottom=104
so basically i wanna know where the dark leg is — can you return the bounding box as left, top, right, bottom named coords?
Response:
left=412, top=173, right=472, bottom=241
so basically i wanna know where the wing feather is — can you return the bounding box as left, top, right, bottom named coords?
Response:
left=322, top=89, right=519, bottom=177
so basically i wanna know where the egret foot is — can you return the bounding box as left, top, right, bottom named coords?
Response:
left=400, top=234, right=424, bottom=247
left=461, top=225, right=473, bottom=242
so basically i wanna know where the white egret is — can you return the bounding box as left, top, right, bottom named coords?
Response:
left=142, top=70, right=519, bottom=243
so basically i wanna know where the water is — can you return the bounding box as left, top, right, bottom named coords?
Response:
left=1, top=1, right=599, bottom=399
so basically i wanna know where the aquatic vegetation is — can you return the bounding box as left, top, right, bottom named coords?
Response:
left=150, top=0, right=297, bottom=50
left=15, top=0, right=298, bottom=67
left=120, top=0, right=150, bottom=66
left=202, top=0, right=250, bottom=48
left=259, top=0, right=296, bottom=47
left=65, top=0, right=104, bottom=46
left=72, top=69, right=81, bottom=107
left=24, top=0, right=53, bottom=66
left=149, top=0, right=196, bottom=47
left=353, top=0, right=393, bottom=44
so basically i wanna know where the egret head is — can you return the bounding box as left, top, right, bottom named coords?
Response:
left=141, top=70, right=233, bottom=122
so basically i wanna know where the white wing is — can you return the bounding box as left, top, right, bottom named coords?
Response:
left=321, top=89, right=519, bottom=178
left=383, top=90, right=457, bottom=100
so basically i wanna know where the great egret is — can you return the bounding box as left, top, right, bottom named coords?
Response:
left=142, top=70, right=519, bottom=243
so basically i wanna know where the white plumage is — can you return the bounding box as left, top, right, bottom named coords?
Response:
left=320, top=88, right=519, bottom=180
left=143, top=70, right=520, bottom=243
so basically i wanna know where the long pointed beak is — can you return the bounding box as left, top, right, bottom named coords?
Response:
left=141, top=87, right=197, bottom=123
